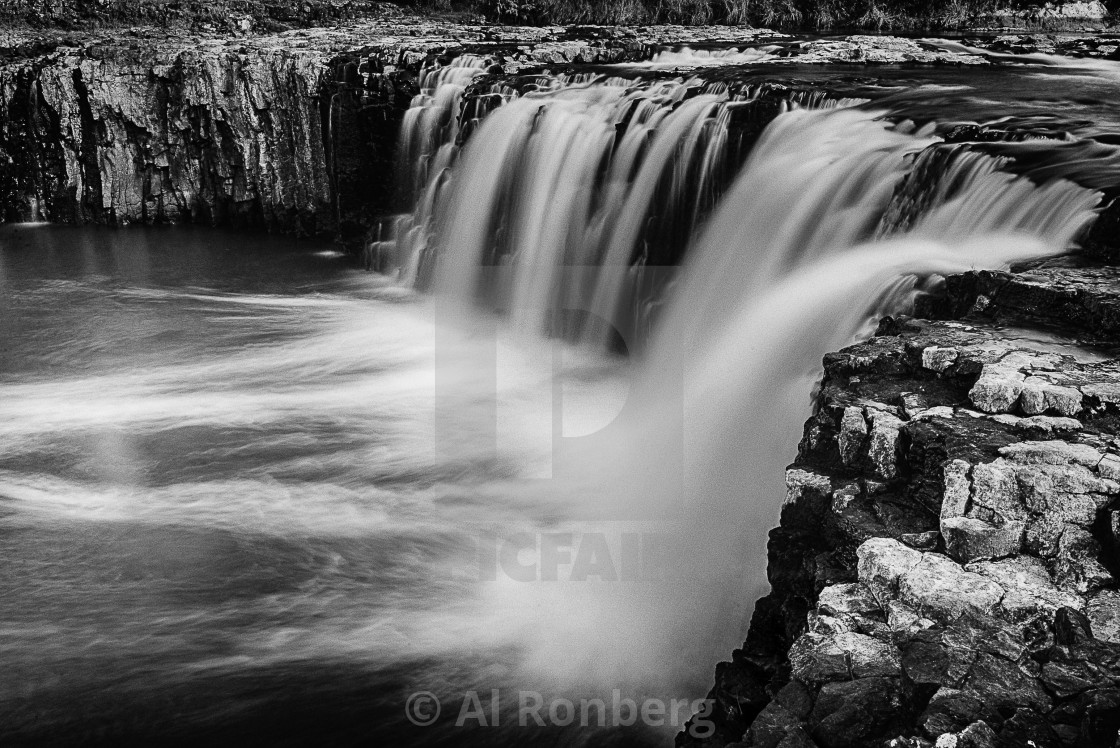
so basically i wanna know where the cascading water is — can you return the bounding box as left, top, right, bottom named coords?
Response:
left=372, top=65, right=1104, bottom=697
left=398, top=54, right=492, bottom=203
left=2, top=56, right=1113, bottom=746
left=393, top=74, right=742, bottom=333
left=398, top=63, right=1099, bottom=356
left=389, top=68, right=885, bottom=348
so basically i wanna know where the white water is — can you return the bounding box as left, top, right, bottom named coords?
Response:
left=623, top=45, right=781, bottom=67
left=377, top=77, right=1102, bottom=694
left=0, top=61, right=1109, bottom=744
left=382, top=71, right=1103, bottom=690
left=925, top=38, right=1120, bottom=82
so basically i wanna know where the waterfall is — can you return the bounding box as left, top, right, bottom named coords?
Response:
left=392, top=69, right=1100, bottom=355
left=398, top=54, right=492, bottom=205
left=374, top=68, right=1104, bottom=692
left=654, top=108, right=1100, bottom=362
left=394, top=75, right=741, bottom=338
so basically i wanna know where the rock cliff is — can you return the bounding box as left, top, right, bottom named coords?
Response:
left=0, top=18, right=776, bottom=237
left=684, top=257, right=1120, bottom=748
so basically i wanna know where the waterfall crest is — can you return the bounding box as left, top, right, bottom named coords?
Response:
left=391, top=67, right=1101, bottom=356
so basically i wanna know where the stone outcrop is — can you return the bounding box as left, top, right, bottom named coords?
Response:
left=0, top=18, right=788, bottom=236
left=682, top=265, right=1120, bottom=747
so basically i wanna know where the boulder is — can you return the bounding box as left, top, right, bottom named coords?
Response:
left=1052, top=527, right=1113, bottom=593
left=868, top=410, right=904, bottom=480
left=1019, top=376, right=1083, bottom=417
left=838, top=406, right=868, bottom=466
left=1086, top=590, right=1120, bottom=644
left=809, top=677, right=906, bottom=748
left=922, top=346, right=959, bottom=373
left=968, top=556, right=1083, bottom=621
left=857, top=537, right=923, bottom=607
left=968, top=365, right=1025, bottom=413
left=817, top=583, right=880, bottom=618
left=785, top=468, right=832, bottom=507
left=897, top=553, right=1005, bottom=623
left=789, top=631, right=901, bottom=683
left=941, top=517, right=1023, bottom=563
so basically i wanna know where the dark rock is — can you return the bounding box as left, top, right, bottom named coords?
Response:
left=994, top=708, right=1062, bottom=748
left=809, top=677, right=907, bottom=748
left=900, top=531, right=940, bottom=551
left=920, top=689, right=997, bottom=737
left=964, top=652, right=1052, bottom=713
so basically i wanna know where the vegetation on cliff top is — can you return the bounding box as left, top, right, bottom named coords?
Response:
left=1, top=0, right=1113, bottom=34
left=469, top=0, right=1111, bottom=29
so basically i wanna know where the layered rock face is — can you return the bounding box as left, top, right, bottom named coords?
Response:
left=0, top=23, right=419, bottom=234
left=0, top=19, right=776, bottom=236
left=685, top=260, right=1120, bottom=748
left=1, top=41, right=332, bottom=230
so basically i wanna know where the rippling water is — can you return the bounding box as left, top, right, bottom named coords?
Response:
left=0, top=226, right=672, bottom=746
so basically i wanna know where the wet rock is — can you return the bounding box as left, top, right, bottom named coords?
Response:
left=940, top=264, right=1120, bottom=339
left=790, top=37, right=987, bottom=66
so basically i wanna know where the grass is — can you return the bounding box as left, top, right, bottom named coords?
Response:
left=6, top=0, right=1112, bottom=31
left=454, top=0, right=1113, bottom=29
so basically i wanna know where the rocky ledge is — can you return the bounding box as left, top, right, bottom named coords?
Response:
left=683, top=258, right=1120, bottom=748
left=0, top=16, right=789, bottom=235
left=5, top=13, right=1081, bottom=239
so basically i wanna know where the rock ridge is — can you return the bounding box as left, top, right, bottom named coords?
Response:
left=683, top=269, right=1120, bottom=747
